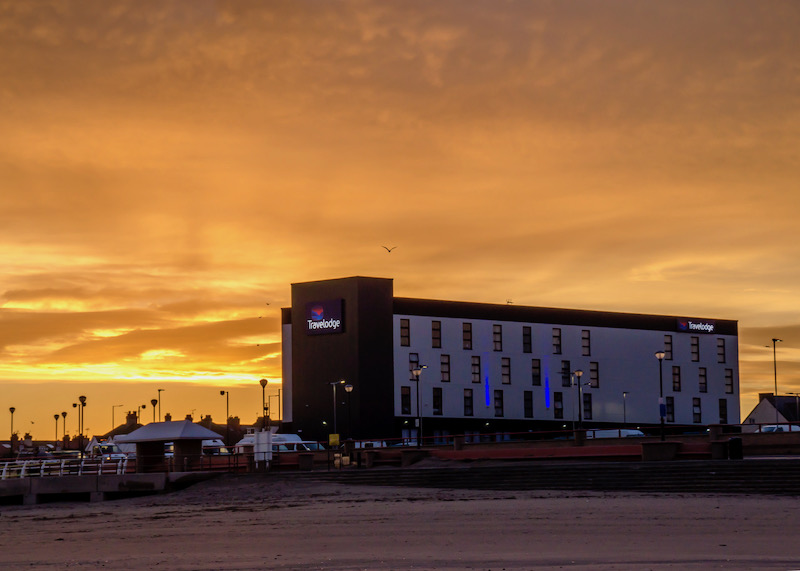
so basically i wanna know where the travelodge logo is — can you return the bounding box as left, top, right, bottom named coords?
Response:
left=305, top=299, right=344, bottom=335
left=677, top=318, right=715, bottom=334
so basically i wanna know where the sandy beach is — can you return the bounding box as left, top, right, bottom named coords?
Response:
left=2, top=474, right=800, bottom=570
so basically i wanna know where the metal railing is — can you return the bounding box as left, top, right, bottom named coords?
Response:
left=1, top=457, right=131, bottom=479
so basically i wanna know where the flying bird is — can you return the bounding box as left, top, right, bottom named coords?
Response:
left=382, top=246, right=397, bottom=253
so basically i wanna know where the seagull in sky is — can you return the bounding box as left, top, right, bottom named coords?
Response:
left=382, top=246, right=397, bottom=253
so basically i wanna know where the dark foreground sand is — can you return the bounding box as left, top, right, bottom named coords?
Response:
left=2, top=474, right=800, bottom=570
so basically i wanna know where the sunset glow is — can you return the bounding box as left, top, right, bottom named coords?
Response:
left=2, top=1, right=799, bottom=439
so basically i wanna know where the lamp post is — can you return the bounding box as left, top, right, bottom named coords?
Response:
left=622, top=391, right=630, bottom=426
left=9, top=407, right=15, bottom=454
left=54, top=414, right=60, bottom=447
left=344, top=384, right=354, bottom=440
left=157, top=389, right=165, bottom=421
left=329, top=380, right=345, bottom=436
left=655, top=351, right=666, bottom=441
left=411, top=366, right=427, bottom=447
left=112, top=404, right=123, bottom=431
left=150, top=399, right=158, bottom=422
left=78, top=396, right=87, bottom=458
left=771, top=338, right=783, bottom=425
left=220, top=390, right=230, bottom=447
left=574, top=370, right=584, bottom=430
left=61, top=412, right=67, bottom=445
left=259, top=378, right=268, bottom=431
left=137, top=404, right=146, bottom=424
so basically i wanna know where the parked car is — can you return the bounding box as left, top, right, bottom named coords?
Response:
left=586, top=429, right=646, bottom=439
left=90, top=443, right=127, bottom=460
left=755, top=424, right=800, bottom=433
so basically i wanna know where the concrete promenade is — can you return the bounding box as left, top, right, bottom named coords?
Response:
left=0, top=472, right=216, bottom=504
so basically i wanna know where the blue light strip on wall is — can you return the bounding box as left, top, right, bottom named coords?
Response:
left=545, top=376, right=551, bottom=408
left=483, top=352, right=491, bottom=407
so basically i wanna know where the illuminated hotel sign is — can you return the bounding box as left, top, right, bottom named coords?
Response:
left=305, top=299, right=344, bottom=335
left=677, top=319, right=716, bottom=334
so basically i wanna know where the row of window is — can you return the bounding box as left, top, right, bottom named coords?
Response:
left=408, top=353, right=735, bottom=394
left=400, top=319, right=728, bottom=363
left=400, top=386, right=730, bottom=424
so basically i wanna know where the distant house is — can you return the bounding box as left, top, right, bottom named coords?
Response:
left=742, top=393, right=800, bottom=431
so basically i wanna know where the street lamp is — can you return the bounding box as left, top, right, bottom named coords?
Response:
left=137, top=403, right=147, bottom=424
left=573, top=370, right=584, bottom=430
left=622, top=391, right=630, bottom=426
left=157, top=389, right=165, bottom=421
left=112, top=404, right=124, bottom=431
left=150, top=399, right=158, bottom=422
left=344, top=384, right=354, bottom=440
left=411, top=366, right=427, bottom=447
left=61, top=412, right=67, bottom=445
left=771, top=338, right=783, bottom=425
left=259, top=378, right=269, bottom=431
left=77, top=396, right=87, bottom=458
left=329, top=380, right=345, bottom=436
left=655, top=351, right=666, bottom=441
left=220, top=390, right=230, bottom=446
left=54, top=414, right=60, bottom=447
left=9, top=407, right=15, bottom=454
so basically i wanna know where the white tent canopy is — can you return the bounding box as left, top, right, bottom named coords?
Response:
left=120, top=420, right=221, bottom=443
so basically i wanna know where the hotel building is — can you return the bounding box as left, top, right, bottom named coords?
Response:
left=281, top=276, right=739, bottom=442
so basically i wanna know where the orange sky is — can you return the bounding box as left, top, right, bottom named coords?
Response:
left=2, top=1, right=799, bottom=440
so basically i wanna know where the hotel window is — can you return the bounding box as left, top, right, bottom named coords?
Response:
left=471, top=356, right=481, bottom=383
left=725, top=369, right=734, bottom=394
left=717, top=338, right=726, bottom=363
left=400, top=319, right=410, bottom=347
left=432, top=387, right=443, bottom=416
left=666, top=397, right=675, bottom=422
left=719, top=399, right=728, bottom=424
left=561, top=360, right=571, bottom=387
left=493, top=324, right=503, bottom=351
left=554, top=392, right=564, bottom=419
left=672, top=366, right=681, bottom=392
left=524, top=391, right=533, bottom=418
left=583, top=393, right=592, bottom=421
left=531, top=359, right=542, bottom=386
left=522, top=326, right=532, bottom=353
left=552, top=328, right=562, bottom=355
left=401, top=386, right=411, bottom=415
left=501, top=357, right=511, bottom=384
left=409, top=353, right=419, bottom=381
left=432, top=321, right=441, bottom=349
left=691, top=336, right=700, bottom=362
left=589, top=362, right=599, bottom=388
left=463, top=389, right=474, bottom=416
left=582, top=330, right=591, bottom=356
left=664, top=335, right=673, bottom=360
left=693, top=398, right=702, bottom=424
left=440, top=354, right=451, bottom=382
left=698, top=367, right=708, bottom=393
left=462, top=322, right=472, bottom=350
left=494, top=390, right=504, bottom=417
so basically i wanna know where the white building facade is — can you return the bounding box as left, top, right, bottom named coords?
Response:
left=282, top=277, right=739, bottom=441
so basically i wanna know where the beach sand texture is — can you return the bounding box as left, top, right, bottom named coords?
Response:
left=2, top=474, right=800, bottom=570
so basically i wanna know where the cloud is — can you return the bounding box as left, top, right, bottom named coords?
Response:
left=1, top=0, right=799, bottom=437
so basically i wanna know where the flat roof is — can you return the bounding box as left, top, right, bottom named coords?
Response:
left=393, top=297, right=738, bottom=335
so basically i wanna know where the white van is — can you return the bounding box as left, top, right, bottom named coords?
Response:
left=755, top=424, right=800, bottom=433
left=586, top=429, right=645, bottom=439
